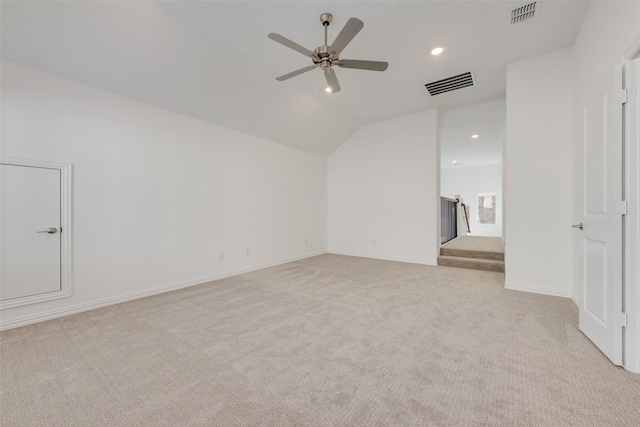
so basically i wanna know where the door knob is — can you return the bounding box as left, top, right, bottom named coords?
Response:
left=572, top=223, right=584, bottom=230
left=37, top=227, right=58, bottom=234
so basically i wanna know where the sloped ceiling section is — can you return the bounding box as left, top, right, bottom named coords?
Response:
left=440, top=99, right=506, bottom=169
left=0, top=1, right=589, bottom=156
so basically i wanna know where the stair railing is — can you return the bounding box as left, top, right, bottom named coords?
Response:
left=456, top=198, right=471, bottom=234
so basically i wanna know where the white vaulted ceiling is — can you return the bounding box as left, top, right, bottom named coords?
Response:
left=1, top=1, right=590, bottom=156
left=441, top=99, right=506, bottom=169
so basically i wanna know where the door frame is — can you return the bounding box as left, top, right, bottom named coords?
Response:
left=623, top=37, right=640, bottom=374
left=1, top=157, right=73, bottom=309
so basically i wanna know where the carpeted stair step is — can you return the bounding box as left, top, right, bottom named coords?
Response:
left=437, top=255, right=505, bottom=272
left=440, top=246, right=504, bottom=261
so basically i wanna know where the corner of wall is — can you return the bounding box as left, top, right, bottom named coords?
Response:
left=327, top=109, right=440, bottom=265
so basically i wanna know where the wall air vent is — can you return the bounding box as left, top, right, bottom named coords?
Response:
left=424, top=72, right=475, bottom=96
left=511, top=1, right=538, bottom=25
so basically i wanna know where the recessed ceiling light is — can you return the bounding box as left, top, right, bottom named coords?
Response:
left=325, top=87, right=332, bottom=93
left=431, top=47, right=444, bottom=56
left=471, top=134, right=480, bottom=138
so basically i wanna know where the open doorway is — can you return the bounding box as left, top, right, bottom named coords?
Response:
left=438, top=99, right=506, bottom=272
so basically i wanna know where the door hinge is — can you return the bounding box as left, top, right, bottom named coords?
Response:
left=620, top=312, right=628, bottom=327
left=615, top=200, right=628, bottom=215
left=616, top=88, right=628, bottom=104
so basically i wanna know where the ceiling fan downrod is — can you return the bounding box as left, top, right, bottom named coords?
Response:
left=316, top=13, right=335, bottom=70
left=321, top=13, right=332, bottom=46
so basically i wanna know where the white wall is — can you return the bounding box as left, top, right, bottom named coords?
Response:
left=0, top=61, right=327, bottom=329
left=505, top=48, right=573, bottom=297
left=441, top=164, right=502, bottom=237
left=328, top=110, right=440, bottom=265
left=570, top=1, right=640, bottom=373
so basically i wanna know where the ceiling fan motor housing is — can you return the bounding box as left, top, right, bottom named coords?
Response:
left=313, top=46, right=339, bottom=70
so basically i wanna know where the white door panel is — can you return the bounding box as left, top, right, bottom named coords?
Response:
left=584, top=238, right=607, bottom=325
left=1, top=164, right=61, bottom=301
left=578, top=65, right=623, bottom=365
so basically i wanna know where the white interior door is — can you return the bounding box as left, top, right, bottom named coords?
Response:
left=577, top=65, right=624, bottom=365
left=1, top=164, right=62, bottom=301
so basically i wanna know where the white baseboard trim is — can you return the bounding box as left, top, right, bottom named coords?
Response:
left=0, top=251, right=327, bottom=331
left=504, top=282, right=572, bottom=298
left=327, top=251, right=437, bottom=266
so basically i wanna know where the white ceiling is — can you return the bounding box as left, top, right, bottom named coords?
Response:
left=1, top=1, right=590, bottom=156
left=441, top=98, right=505, bottom=169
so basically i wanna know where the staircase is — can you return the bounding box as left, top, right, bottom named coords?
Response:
left=437, top=236, right=505, bottom=273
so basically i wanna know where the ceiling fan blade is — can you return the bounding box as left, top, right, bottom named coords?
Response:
left=329, top=18, right=364, bottom=55
left=324, top=68, right=341, bottom=93
left=268, top=33, right=314, bottom=57
left=276, top=65, right=318, bottom=81
left=337, top=59, right=389, bottom=72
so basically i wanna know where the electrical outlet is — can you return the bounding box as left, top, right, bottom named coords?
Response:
left=219, top=251, right=224, bottom=260
left=245, top=248, right=250, bottom=255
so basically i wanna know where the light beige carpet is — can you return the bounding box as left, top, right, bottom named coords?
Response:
left=1, top=254, right=639, bottom=426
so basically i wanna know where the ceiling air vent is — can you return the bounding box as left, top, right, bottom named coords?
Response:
left=424, top=72, right=475, bottom=96
left=511, top=1, right=538, bottom=25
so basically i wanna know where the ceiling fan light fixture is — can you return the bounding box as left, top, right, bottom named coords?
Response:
left=431, top=47, right=444, bottom=55
left=325, top=87, right=332, bottom=93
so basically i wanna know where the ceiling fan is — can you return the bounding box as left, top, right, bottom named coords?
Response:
left=268, top=13, right=389, bottom=93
